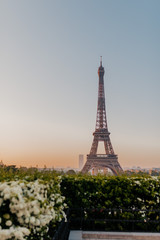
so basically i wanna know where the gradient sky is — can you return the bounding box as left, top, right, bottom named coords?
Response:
left=0, top=0, right=160, bottom=168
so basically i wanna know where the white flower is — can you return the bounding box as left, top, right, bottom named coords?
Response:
left=3, top=187, right=10, bottom=195
left=17, top=211, right=23, bottom=217
left=4, top=193, right=10, bottom=200
left=135, top=180, right=141, bottom=185
left=30, top=216, right=36, bottom=225
left=11, top=197, right=18, bottom=203
left=5, top=220, right=12, bottom=226
left=18, top=218, right=24, bottom=224
left=19, top=182, right=25, bottom=187
left=13, top=230, right=24, bottom=240
left=35, top=219, right=40, bottom=226
left=25, top=217, right=29, bottom=224
left=20, top=227, right=30, bottom=235
left=40, top=218, right=46, bottom=226
left=0, top=183, right=7, bottom=191
left=56, top=198, right=62, bottom=203
left=19, top=203, right=25, bottom=210
left=33, top=206, right=40, bottom=215
left=137, top=197, right=142, bottom=202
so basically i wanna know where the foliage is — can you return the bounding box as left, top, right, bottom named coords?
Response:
left=1, top=168, right=160, bottom=235
left=61, top=174, right=160, bottom=231
left=61, top=174, right=160, bottom=209
left=0, top=167, right=59, bottom=182
left=0, top=169, right=66, bottom=240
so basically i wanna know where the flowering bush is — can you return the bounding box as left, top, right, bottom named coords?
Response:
left=0, top=178, right=66, bottom=240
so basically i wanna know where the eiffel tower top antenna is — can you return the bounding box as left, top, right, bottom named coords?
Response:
left=100, top=56, right=102, bottom=66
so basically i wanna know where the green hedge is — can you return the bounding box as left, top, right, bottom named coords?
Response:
left=61, top=175, right=160, bottom=210
left=61, top=175, right=160, bottom=232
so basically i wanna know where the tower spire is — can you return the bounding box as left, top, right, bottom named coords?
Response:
left=100, top=56, right=102, bottom=66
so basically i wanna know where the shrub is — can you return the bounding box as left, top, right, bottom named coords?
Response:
left=61, top=174, right=160, bottom=210
left=0, top=171, right=66, bottom=240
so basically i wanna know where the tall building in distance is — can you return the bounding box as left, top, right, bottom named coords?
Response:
left=79, top=154, right=84, bottom=170
left=81, top=57, right=123, bottom=175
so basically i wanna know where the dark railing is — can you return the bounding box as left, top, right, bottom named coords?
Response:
left=52, top=209, right=70, bottom=240
left=70, top=208, right=160, bottom=232
left=53, top=208, right=160, bottom=239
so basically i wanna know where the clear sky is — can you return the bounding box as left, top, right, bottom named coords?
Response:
left=0, top=0, right=160, bottom=168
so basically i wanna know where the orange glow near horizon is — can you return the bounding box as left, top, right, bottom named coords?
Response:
left=1, top=145, right=160, bottom=169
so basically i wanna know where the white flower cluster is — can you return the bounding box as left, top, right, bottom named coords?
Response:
left=0, top=179, right=66, bottom=240
left=0, top=227, right=30, bottom=240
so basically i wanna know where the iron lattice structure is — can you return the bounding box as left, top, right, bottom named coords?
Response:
left=81, top=58, right=123, bottom=175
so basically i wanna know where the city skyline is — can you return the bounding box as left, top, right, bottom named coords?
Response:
left=0, top=0, right=160, bottom=168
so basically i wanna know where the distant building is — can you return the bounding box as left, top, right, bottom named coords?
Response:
left=0, top=160, right=4, bottom=167
left=79, top=154, right=84, bottom=170
left=152, top=168, right=160, bottom=172
left=54, top=167, right=79, bottom=173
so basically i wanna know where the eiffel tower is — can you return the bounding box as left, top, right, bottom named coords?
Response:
left=81, top=57, right=123, bottom=175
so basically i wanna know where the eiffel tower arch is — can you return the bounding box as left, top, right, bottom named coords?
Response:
left=81, top=57, right=123, bottom=175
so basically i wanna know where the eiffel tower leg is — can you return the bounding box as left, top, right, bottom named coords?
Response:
left=115, top=165, right=123, bottom=172
left=104, top=137, right=114, bottom=155
left=90, top=137, right=98, bottom=155
left=81, top=157, right=93, bottom=173
left=109, top=160, right=123, bottom=174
